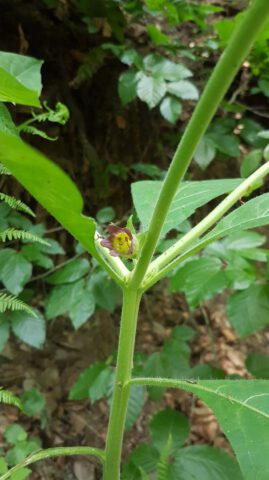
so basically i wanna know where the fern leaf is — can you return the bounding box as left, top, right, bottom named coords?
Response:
left=0, top=228, right=49, bottom=245
left=71, top=47, right=107, bottom=87
left=19, top=124, right=57, bottom=141
left=0, top=193, right=35, bottom=217
left=0, top=293, right=35, bottom=316
left=0, top=162, right=11, bottom=175
left=0, top=387, right=22, bottom=409
left=157, top=435, right=173, bottom=480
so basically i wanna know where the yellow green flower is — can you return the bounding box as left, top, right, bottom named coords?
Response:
left=100, top=224, right=137, bottom=258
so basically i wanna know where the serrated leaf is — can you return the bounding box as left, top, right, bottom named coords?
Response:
left=69, top=290, right=95, bottom=329
left=118, top=71, right=138, bottom=105
left=150, top=409, right=189, bottom=454
left=131, top=178, right=242, bottom=237
left=0, top=250, right=32, bottom=295
left=143, top=54, right=192, bottom=81
left=194, top=136, right=216, bottom=170
left=170, top=445, right=243, bottom=479
left=11, top=310, right=45, bottom=348
left=227, top=285, right=269, bottom=337
left=45, top=279, right=85, bottom=319
left=125, top=385, right=145, bottom=431
left=136, top=73, right=166, bottom=108
left=69, top=362, right=108, bottom=400
left=170, top=257, right=228, bottom=308
left=167, top=80, right=198, bottom=100
left=46, top=258, right=90, bottom=284
left=159, top=96, right=182, bottom=124
left=0, top=133, right=97, bottom=258
left=0, top=51, right=42, bottom=106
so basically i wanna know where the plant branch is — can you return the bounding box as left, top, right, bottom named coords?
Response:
left=129, top=0, right=269, bottom=289
left=0, top=447, right=105, bottom=480
left=143, top=161, right=269, bottom=290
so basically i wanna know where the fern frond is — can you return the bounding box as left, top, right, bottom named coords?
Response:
left=72, top=47, right=106, bottom=87
left=0, top=387, right=22, bottom=409
left=0, top=293, right=35, bottom=315
left=19, top=124, right=57, bottom=141
left=157, top=435, right=172, bottom=480
left=0, top=162, right=11, bottom=175
left=0, top=228, right=49, bottom=245
left=0, top=193, right=35, bottom=217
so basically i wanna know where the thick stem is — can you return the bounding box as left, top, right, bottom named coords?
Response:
left=103, top=288, right=141, bottom=480
left=129, top=0, right=269, bottom=290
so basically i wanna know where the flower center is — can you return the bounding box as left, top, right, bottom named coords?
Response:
left=112, top=232, right=132, bottom=255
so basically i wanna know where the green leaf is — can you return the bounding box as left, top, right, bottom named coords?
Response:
left=240, top=149, right=263, bottom=178
left=11, top=310, right=45, bottom=348
left=0, top=103, right=19, bottom=137
left=69, top=362, right=109, bottom=401
left=143, top=54, right=192, bottom=81
left=0, top=315, right=9, bottom=351
left=167, top=80, right=199, bottom=100
left=125, top=385, right=145, bottom=431
left=136, top=73, right=166, bottom=108
left=208, top=132, right=240, bottom=157
left=202, top=193, right=269, bottom=247
left=6, top=438, right=41, bottom=466
left=246, top=352, right=269, bottom=379
left=45, top=279, right=86, bottom=319
left=4, top=424, right=27, bottom=444
left=129, top=443, right=160, bottom=473
left=147, top=25, right=171, bottom=46
left=21, top=244, right=53, bottom=269
left=0, top=458, right=7, bottom=474
left=118, top=71, right=138, bottom=105
left=0, top=133, right=97, bottom=258
left=194, top=136, right=216, bottom=170
left=159, top=96, right=182, bottom=124
left=10, top=468, right=31, bottom=480
left=96, top=206, right=116, bottom=224
left=21, top=388, right=45, bottom=416
left=88, top=270, right=121, bottom=313
left=0, top=250, right=32, bottom=295
left=170, top=445, right=243, bottom=480
left=69, top=289, right=95, bottom=329
left=46, top=258, right=90, bottom=284
left=0, top=51, right=42, bottom=107
left=131, top=178, right=242, bottom=237
left=170, top=257, right=228, bottom=308
left=150, top=409, right=189, bottom=454
left=227, top=285, right=269, bottom=337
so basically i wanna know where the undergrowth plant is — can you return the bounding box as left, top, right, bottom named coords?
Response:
left=1, top=1, right=269, bottom=479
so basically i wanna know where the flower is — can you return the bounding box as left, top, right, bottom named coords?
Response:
left=100, top=224, right=137, bottom=258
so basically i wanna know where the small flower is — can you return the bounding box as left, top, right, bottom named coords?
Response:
left=100, top=224, right=137, bottom=258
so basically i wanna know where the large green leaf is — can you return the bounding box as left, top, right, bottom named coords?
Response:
left=131, top=178, right=242, bottom=237
left=10, top=310, right=45, bottom=349
left=0, top=249, right=32, bottom=295
left=170, top=445, right=243, bottom=480
left=134, top=378, right=269, bottom=480
left=0, top=133, right=97, bottom=257
left=0, top=51, right=42, bottom=107
left=150, top=409, right=189, bottom=455
left=227, top=285, right=269, bottom=337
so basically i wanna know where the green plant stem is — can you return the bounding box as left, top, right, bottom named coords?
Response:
left=129, top=0, right=269, bottom=290
left=103, top=287, right=141, bottom=480
left=0, top=447, right=105, bottom=480
left=143, top=162, right=269, bottom=290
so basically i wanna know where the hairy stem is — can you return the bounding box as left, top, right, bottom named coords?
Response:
left=0, top=447, right=105, bottom=480
left=103, top=288, right=141, bottom=480
left=129, top=0, right=269, bottom=289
